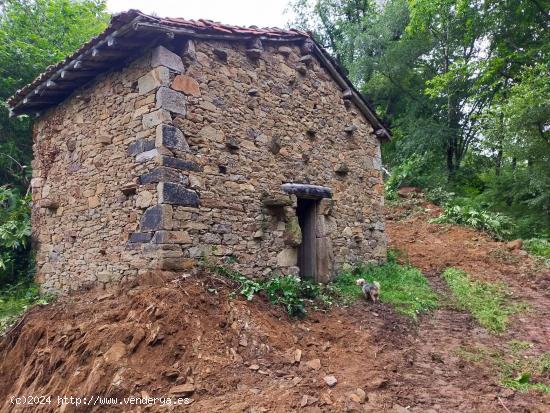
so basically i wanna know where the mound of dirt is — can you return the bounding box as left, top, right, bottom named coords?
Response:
left=1, top=199, right=549, bottom=412
left=1, top=273, right=417, bottom=413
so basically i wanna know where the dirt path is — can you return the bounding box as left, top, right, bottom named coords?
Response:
left=0, top=199, right=548, bottom=412
left=384, top=199, right=550, bottom=413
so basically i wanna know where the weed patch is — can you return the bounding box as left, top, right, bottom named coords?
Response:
left=524, top=239, right=550, bottom=266
left=443, top=268, right=525, bottom=332
left=207, top=262, right=321, bottom=317
left=455, top=343, right=550, bottom=393
left=206, top=252, right=438, bottom=319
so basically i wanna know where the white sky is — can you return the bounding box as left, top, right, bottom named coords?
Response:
left=106, top=0, right=295, bottom=28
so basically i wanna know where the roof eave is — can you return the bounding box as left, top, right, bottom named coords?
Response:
left=8, top=11, right=391, bottom=140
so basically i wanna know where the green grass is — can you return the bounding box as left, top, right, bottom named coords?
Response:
left=442, top=268, right=525, bottom=332
left=331, top=255, right=439, bottom=319
left=455, top=343, right=550, bottom=393
left=0, top=282, right=51, bottom=333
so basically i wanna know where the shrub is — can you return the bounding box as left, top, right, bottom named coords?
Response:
left=442, top=268, right=525, bottom=332
left=431, top=204, right=514, bottom=240
left=210, top=251, right=439, bottom=319
left=211, top=264, right=262, bottom=301
left=209, top=261, right=318, bottom=317
left=384, top=154, right=425, bottom=198
left=0, top=281, right=52, bottom=333
left=425, top=186, right=455, bottom=205
left=0, top=186, right=32, bottom=287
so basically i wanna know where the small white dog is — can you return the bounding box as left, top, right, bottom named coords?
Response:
left=356, top=278, right=381, bottom=303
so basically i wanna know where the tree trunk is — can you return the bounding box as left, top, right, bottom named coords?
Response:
left=447, top=139, right=456, bottom=180
left=495, top=148, right=503, bottom=176
left=444, top=20, right=460, bottom=181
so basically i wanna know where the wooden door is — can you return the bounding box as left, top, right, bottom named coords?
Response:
left=297, top=198, right=317, bottom=280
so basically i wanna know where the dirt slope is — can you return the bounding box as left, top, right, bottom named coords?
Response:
left=0, top=200, right=548, bottom=413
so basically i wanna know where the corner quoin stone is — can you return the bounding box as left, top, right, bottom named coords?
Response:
left=152, top=230, right=192, bottom=244
left=143, top=109, right=171, bottom=129
left=156, top=124, right=189, bottom=151
left=139, top=166, right=189, bottom=185
left=158, top=182, right=199, bottom=207
left=135, top=149, right=160, bottom=163
left=138, top=66, right=170, bottom=95
left=128, top=232, right=153, bottom=243
left=159, top=156, right=203, bottom=172
left=128, top=138, right=155, bottom=156
left=140, top=204, right=173, bottom=232
left=156, top=87, right=187, bottom=116
left=151, top=45, right=184, bottom=73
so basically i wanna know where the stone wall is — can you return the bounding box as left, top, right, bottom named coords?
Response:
left=31, top=54, right=161, bottom=291
left=31, top=38, right=386, bottom=292
left=168, top=40, right=386, bottom=279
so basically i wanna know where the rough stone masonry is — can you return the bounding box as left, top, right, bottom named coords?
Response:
left=14, top=12, right=388, bottom=291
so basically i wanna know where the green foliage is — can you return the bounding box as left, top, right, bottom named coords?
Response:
left=0, top=0, right=109, bottom=189
left=0, top=0, right=109, bottom=295
left=0, top=0, right=109, bottom=95
left=455, top=343, right=550, bottom=393
left=442, top=268, right=525, bottom=332
left=476, top=168, right=550, bottom=239
left=209, top=250, right=438, bottom=319
left=0, top=186, right=31, bottom=287
left=431, top=204, right=514, bottom=240
left=0, top=281, right=52, bottom=333
left=333, top=254, right=439, bottom=319
left=264, top=275, right=309, bottom=317
left=209, top=262, right=319, bottom=317
left=425, top=186, right=455, bottom=205
left=210, top=264, right=263, bottom=301
left=524, top=239, right=550, bottom=260
left=524, top=239, right=550, bottom=267
left=502, top=64, right=550, bottom=156
left=384, top=153, right=425, bottom=197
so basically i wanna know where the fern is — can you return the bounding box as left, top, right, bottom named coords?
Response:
left=431, top=204, right=514, bottom=240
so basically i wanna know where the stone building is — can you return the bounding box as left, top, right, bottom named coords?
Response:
left=8, top=10, right=390, bottom=291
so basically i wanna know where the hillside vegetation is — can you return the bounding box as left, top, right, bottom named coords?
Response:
left=290, top=0, right=550, bottom=241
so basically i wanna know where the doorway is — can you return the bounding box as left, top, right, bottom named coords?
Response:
left=296, top=198, right=318, bottom=280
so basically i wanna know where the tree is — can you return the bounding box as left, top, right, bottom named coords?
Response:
left=0, top=0, right=109, bottom=189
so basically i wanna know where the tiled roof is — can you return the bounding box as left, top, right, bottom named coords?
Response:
left=152, top=15, right=309, bottom=38
left=7, top=10, right=390, bottom=139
